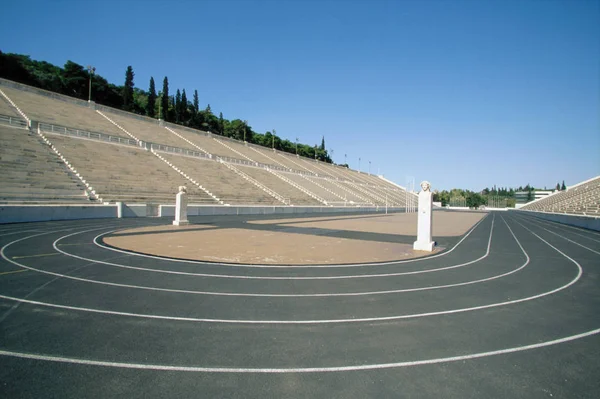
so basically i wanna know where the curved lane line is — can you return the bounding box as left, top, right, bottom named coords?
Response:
left=0, top=215, right=581, bottom=323
left=5, top=217, right=521, bottom=297
left=518, top=217, right=600, bottom=254
left=0, top=327, right=597, bottom=373
left=51, top=215, right=497, bottom=280
left=92, top=213, right=491, bottom=268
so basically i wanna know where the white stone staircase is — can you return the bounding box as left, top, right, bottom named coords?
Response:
left=96, top=110, right=142, bottom=144
left=345, top=180, right=387, bottom=204
left=213, top=138, right=257, bottom=163
left=302, top=175, right=348, bottom=202
left=0, top=89, right=31, bottom=127
left=218, top=161, right=288, bottom=205
left=268, top=170, right=328, bottom=205
left=36, top=126, right=98, bottom=202
left=151, top=150, right=222, bottom=204
left=325, top=178, right=373, bottom=204
left=278, top=153, right=318, bottom=174
left=164, top=126, right=211, bottom=156
left=248, top=147, right=290, bottom=169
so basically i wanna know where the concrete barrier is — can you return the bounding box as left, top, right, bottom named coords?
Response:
left=0, top=203, right=404, bottom=224
left=516, top=209, right=600, bottom=231
left=0, top=204, right=117, bottom=223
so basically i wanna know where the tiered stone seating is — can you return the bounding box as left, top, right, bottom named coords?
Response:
left=0, top=80, right=414, bottom=207
left=0, top=96, right=21, bottom=117
left=102, top=111, right=194, bottom=149
left=159, top=153, right=281, bottom=205
left=521, top=176, right=600, bottom=216
left=306, top=175, right=373, bottom=205
left=0, top=87, right=124, bottom=136
left=168, top=127, right=246, bottom=160
left=236, top=165, right=320, bottom=205
left=0, top=125, right=89, bottom=203
left=214, top=138, right=281, bottom=167
left=46, top=134, right=212, bottom=204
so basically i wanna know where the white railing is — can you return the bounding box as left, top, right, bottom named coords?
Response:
left=0, top=114, right=28, bottom=129
left=96, top=110, right=142, bottom=143
left=38, top=122, right=138, bottom=146
left=150, top=143, right=211, bottom=160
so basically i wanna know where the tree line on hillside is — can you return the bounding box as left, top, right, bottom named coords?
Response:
left=433, top=180, right=567, bottom=208
left=0, top=52, right=333, bottom=163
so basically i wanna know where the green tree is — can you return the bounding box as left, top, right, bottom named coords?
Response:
left=527, top=186, right=533, bottom=202
left=122, top=66, right=135, bottom=111
left=146, top=77, right=156, bottom=117
left=175, top=89, right=181, bottom=123
left=556, top=182, right=560, bottom=191
left=193, top=90, right=199, bottom=114
left=218, top=112, right=224, bottom=135
left=181, top=89, right=189, bottom=123
left=161, top=77, right=169, bottom=121
left=561, top=180, right=566, bottom=190
left=320, top=136, right=325, bottom=151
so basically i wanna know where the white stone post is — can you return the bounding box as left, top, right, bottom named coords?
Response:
left=173, top=186, right=189, bottom=226
left=413, top=181, right=435, bottom=252
left=116, top=201, right=123, bottom=218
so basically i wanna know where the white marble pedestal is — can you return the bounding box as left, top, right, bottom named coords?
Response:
left=173, top=186, right=189, bottom=226
left=413, top=181, right=435, bottom=252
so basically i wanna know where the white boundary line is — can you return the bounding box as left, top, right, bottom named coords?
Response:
left=0, top=215, right=581, bottom=323
left=0, top=327, right=597, bottom=373
left=3, top=218, right=511, bottom=297
left=91, top=213, right=491, bottom=268
left=518, top=216, right=600, bottom=255
left=50, top=216, right=497, bottom=281
left=518, top=213, right=600, bottom=245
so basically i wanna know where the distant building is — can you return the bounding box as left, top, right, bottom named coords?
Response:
left=514, top=190, right=554, bottom=205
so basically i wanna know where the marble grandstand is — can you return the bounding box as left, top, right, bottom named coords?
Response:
left=0, top=79, right=413, bottom=207
left=520, top=175, right=600, bottom=216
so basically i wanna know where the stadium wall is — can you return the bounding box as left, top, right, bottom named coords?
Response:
left=0, top=204, right=403, bottom=224
left=517, top=209, right=600, bottom=231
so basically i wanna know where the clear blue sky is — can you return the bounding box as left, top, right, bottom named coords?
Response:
left=1, top=0, right=598, bottom=191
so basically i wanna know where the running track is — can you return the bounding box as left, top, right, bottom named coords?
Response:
left=0, top=211, right=599, bottom=398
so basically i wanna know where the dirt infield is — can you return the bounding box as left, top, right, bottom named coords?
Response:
left=103, top=211, right=485, bottom=264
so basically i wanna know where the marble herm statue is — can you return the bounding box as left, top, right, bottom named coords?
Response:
left=173, top=186, right=189, bottom=226
left=413, top=180, right=435, bottom=252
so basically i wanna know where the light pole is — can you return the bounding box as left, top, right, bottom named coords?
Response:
left=330, top=148, right=333, bottom=163
left=344, top=153, right=347, bottom=165
left=359, top=157, right=361, bottom=172
left=272, top=129, right=276, bottom=149
left=87, top=65, right=96, bottom=102
left=295, top=138, right=298, bottom=155
left=369, top=160, right=371, bottom=175
left=243, top=120, right=247, bottom=142
left=314, top=145, right=317, bottom=160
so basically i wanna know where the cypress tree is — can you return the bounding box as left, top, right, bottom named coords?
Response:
left=320, top=136, right=325, bottom=151
left=161, top=77, right=169, bottom=121
left=122, top=66, right=135, bottom=111
left=561, top=180, right=566, bottom=190
left=175, top=89, right=181, bottom=123
left=146, top=77, right=156, bottom=118
left=193, top=90, right=199, bottom=114
left=219, top=112, right=224, bottom=135
left=556, top=182, right=560, bottom=191
left=181, top=89, right=188, bottom=122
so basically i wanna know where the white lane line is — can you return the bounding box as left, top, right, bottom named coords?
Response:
left=51, top=216, right=498, bottom=281
left=519, top=216, right=600, bottom=251
left=0, top=230, right=42, bottom=237
left=7, top=218, right=503, bottom=297
left=0, top=327, right=598, bottom=373
left=0, top=216, right=580, bottom=323
left=92, top=213, right=491, bottom=268
left=522, top=217, right=600, bottom=242
left=519, top=213, right=600, bottom=238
